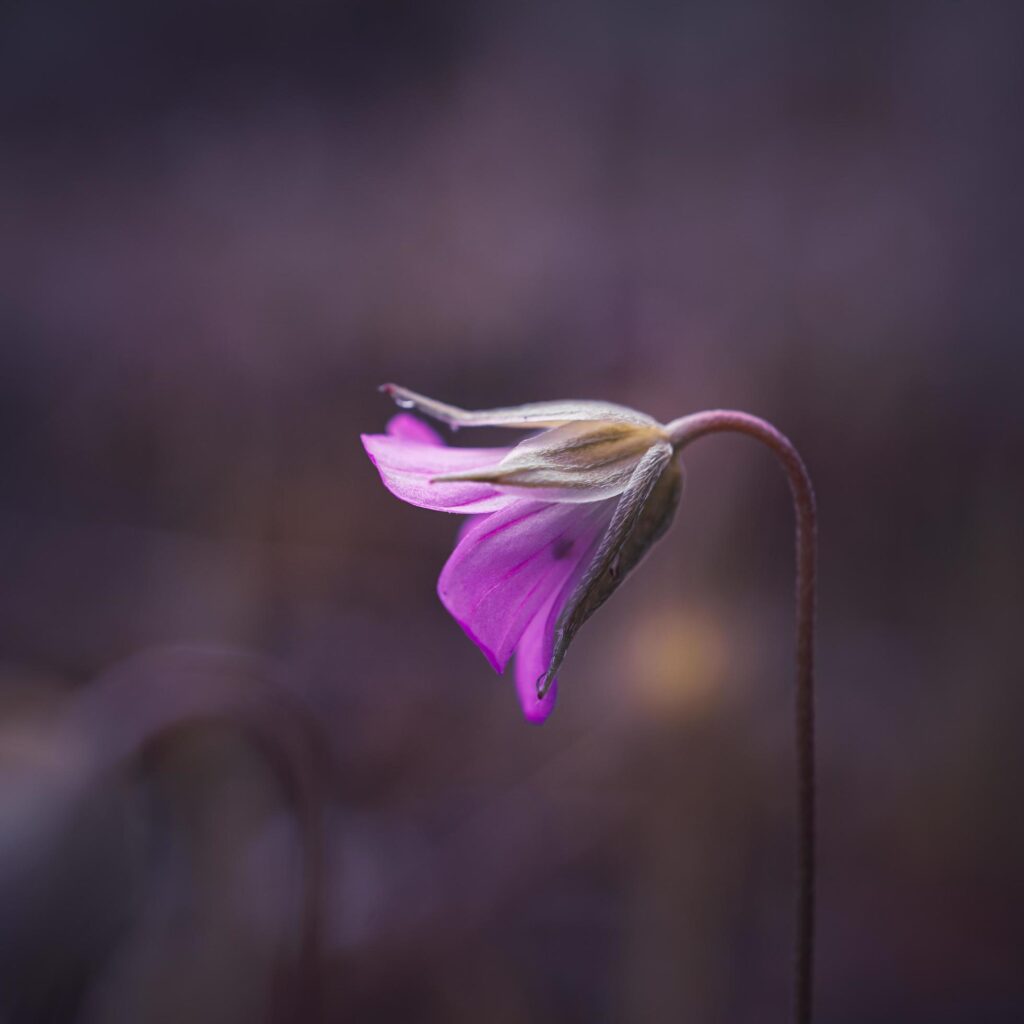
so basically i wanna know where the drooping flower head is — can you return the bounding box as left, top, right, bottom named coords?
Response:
left=361, top=385, right=683, bottom=722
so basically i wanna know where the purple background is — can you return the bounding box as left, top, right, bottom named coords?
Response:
left=1, top=1, right=1022, bottom=1021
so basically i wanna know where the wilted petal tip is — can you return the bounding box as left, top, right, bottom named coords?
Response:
left=536, top=672, right=555, bottom=700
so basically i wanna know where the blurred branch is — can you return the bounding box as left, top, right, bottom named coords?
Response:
left=65, top=646, right=333, bottom=1024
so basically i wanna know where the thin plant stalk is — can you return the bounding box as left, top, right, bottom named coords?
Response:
left=666, top=411, right=817, bottom=1024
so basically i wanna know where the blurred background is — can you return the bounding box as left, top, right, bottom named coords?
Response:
left=1, top=1, right=1022, bottom=1021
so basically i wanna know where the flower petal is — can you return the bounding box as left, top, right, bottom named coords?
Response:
left=539, top=442, right=680, bottom=696
left=437, top=498, right=616, bottom=673
left=381, top=383, right=659, bottom=430
left=361, top=430, right=516, bottom=513
left=386, top=413, right=444, bottom=445
left=513, top=591, right=562, bottom=723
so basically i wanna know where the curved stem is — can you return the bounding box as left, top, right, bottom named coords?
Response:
left=665, top=410, right=817, bottom=1024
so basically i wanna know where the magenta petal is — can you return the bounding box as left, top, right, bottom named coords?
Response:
left=361, top=431, right=516, bottom=513
left=513, top=591, right=561, bottom=723
left=386, top=413, right=444, bottom=445
left=513, top=516, right=611, bottom=723
left=437, top=498, right=615, bottom=673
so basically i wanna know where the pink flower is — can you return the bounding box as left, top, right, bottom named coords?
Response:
left=361, top=385, right=682, bottom=722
